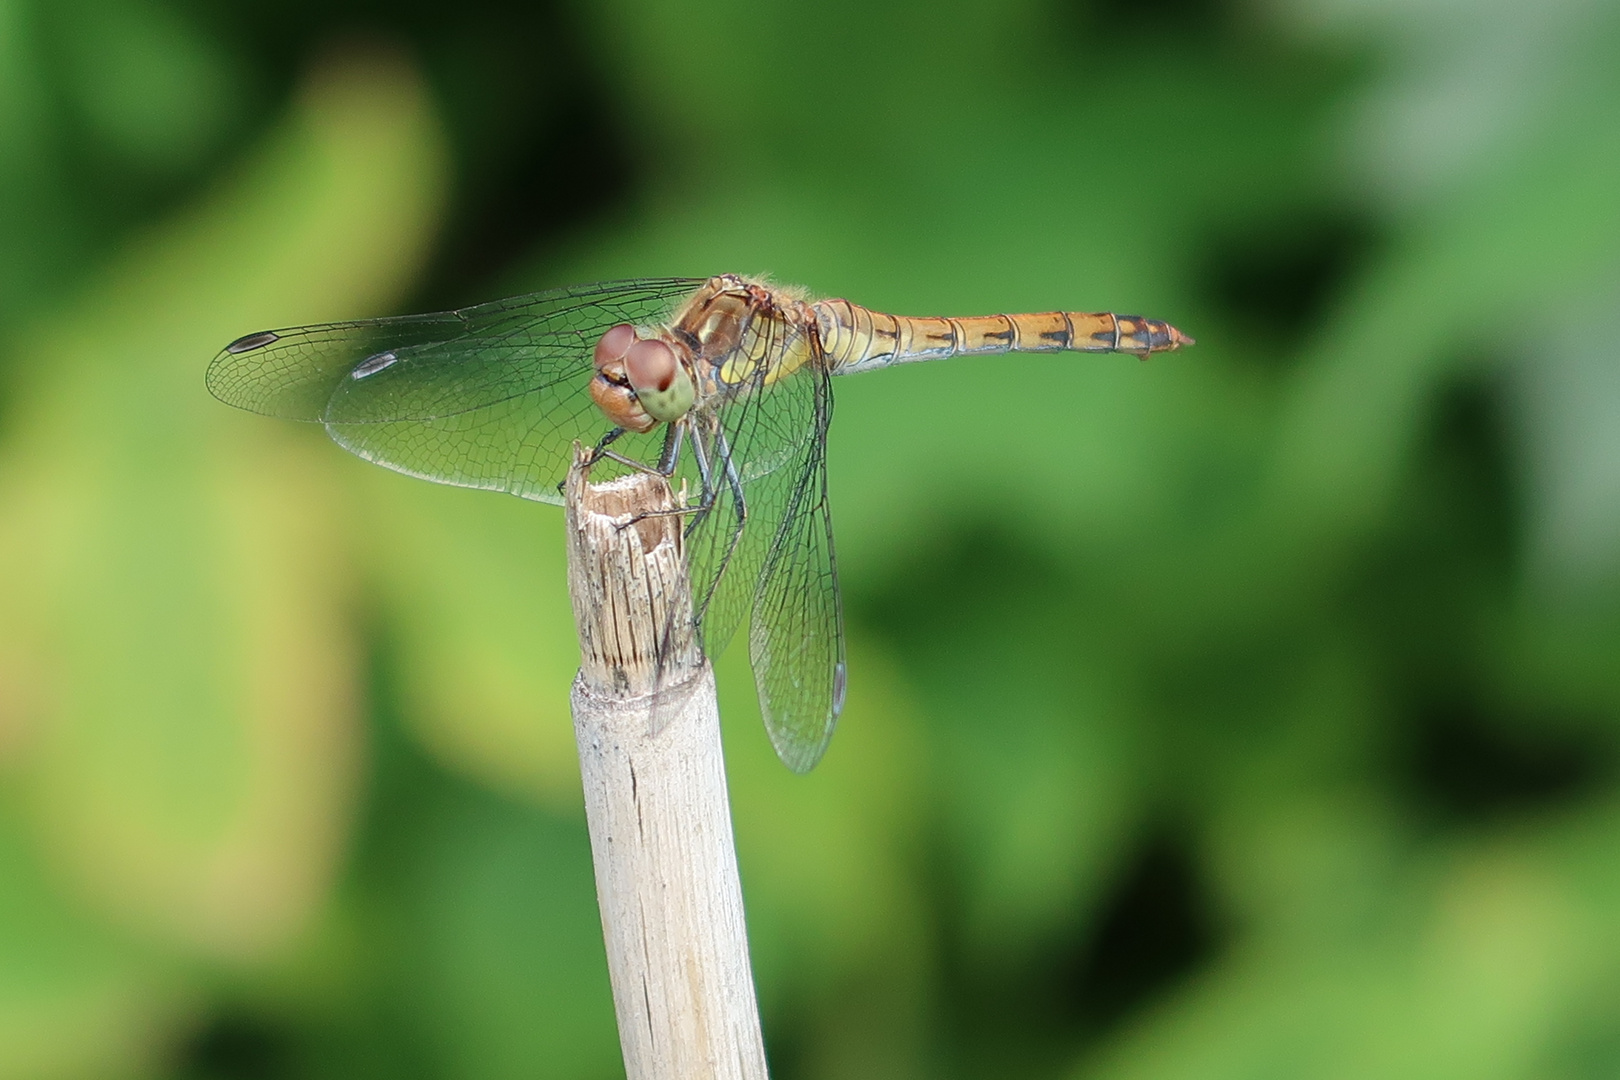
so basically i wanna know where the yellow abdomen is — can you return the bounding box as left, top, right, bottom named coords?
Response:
left=813, top=299, right=1194, bottom=375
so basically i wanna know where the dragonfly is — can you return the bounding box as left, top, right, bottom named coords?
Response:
left=208, top=274, right=1193, bottom=772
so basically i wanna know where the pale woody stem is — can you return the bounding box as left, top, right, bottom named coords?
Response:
left=563, top=451, right=769, bottom=1080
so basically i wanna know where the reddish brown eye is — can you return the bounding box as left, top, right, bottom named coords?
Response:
left=625, top=338, right=677, bottom=392
left=593, top=323, right=637, bottom=370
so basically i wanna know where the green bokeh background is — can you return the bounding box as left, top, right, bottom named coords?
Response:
left=3, top=1, right=1620, bottom=1077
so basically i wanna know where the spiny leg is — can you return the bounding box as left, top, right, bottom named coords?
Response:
left=691, top=426, right=749, bottom=628
left=655, top=421, right=684, bottom=475
left=558, top=426, right=628, bottom=496
left=614, top=420, right=713, bottom=529
left=598, top=421, right=682, bottom=481
left=585, top=426, right=627, bottom=464
left=683, top=419, right=721, bottom=532
left=715, top=426, right=749, bottom=536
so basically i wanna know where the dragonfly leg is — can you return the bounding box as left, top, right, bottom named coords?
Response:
left=596, top=420, right=690, bottom=480
left=558, top=427, right=628, bottom=496
left=683, top=421, right=720, bottom=531
left=719, top=430, right=747, bottom=524
left=658, top=416, right=741, bottom=536
left=655, top=421, right=685, bottom=475
left=584, top=427, right=626, bottom=464
left=613, top=420, right=713, bottom=531
left=688, top=426, right=747, bottom=534
left=689, top=428, right=749, bottom=628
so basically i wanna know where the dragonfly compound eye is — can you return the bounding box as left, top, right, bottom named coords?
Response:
left=624, top=338, right=694, bottom=423
left=593, top=323, right=637, bottom=370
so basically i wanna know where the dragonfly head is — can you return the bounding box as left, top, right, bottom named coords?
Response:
left=590, top=323, right=696, bottom=431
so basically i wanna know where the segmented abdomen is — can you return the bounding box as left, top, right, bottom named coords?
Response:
left=813, top=299, right=1193, bottom=375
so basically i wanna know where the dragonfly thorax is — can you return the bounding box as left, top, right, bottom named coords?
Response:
left=590, top=322, right=697, bottom=431
left=672, top=274, right=821, bottom=393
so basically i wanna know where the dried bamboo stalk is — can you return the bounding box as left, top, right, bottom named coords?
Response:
left=564, top=452, right=768, bottom=1080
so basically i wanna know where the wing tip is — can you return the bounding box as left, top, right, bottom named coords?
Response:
left=776, top=742, right=831, bottom=775
left=767, top=711, right=838, bottom=774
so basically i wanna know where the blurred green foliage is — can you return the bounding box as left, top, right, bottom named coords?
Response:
left=2, top=1, right=1619, bottom=1078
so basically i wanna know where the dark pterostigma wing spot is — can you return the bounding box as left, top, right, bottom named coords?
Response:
left=225, top=331, right=280, bottom=354
left=351, top=350, right=399, bottom=379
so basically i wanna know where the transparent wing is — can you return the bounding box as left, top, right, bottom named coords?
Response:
left=677, top=313, right=845, bottom=772
left=746, top=362, right=844, bottom=772
left=206, top=278, right=704, bottom=504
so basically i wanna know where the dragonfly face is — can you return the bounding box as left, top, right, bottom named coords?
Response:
left=590, top=323, right=694, bottom=431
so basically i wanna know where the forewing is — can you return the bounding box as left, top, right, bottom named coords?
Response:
left=206, top=278, right=704, bottom=503
left=746, top=362, right=845, bottom=772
